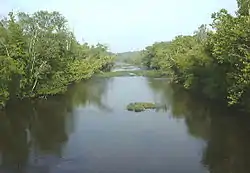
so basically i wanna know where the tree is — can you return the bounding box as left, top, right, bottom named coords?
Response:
left=0, top=10, right=115, bottom=106
left=237, top=0, right=250, bottom=16
left=138, top=0, right=250, bottom=111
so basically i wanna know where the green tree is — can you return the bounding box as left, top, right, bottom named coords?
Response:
left=237, top=0, right=250, bottom=16
left=0, top=10, right=115, bottom=107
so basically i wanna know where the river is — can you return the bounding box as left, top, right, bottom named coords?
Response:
left=0, top=65, right=250, bottom=173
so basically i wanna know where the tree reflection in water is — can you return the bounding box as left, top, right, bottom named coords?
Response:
left=65, top=77, right=112, bottom=112
left=1, top=77, right=250, bottom=173
left=0, top=77, right=111, bottom=173
left=147, top=78, right=250, bottom=173
left=0, top=98, right=70, bottom=173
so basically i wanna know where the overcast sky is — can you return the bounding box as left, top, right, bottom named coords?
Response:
left=1, top=0, right=237, bottom=52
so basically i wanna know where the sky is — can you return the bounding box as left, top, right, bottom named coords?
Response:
left=1, top=0, right=237, bottom=53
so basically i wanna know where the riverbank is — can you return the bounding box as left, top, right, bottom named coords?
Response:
left=0, top=67, right=113, bottom=111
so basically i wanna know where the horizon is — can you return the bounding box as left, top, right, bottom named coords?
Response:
left=1, top=0, right=237, bottom=53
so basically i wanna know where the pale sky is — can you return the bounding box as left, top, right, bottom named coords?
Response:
left=1, top=0, right=237, bottom=53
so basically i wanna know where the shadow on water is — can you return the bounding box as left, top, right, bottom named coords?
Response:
left=148, top=78, right=250, bottom=173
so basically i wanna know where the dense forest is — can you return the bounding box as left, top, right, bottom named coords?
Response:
left=0, top=11, right=115, bottom=108
left=138, top=0, right=250, bottom=111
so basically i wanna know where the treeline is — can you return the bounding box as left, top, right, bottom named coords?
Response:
left=0, top=11, right=115, bottom=107
left=141, top=0, right=250, bottom=111
left=116, top=51, right=143, bottom=65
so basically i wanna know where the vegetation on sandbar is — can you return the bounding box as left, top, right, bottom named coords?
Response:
left=126, top=102, right=157, bottom=112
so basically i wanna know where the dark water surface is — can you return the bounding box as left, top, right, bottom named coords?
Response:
left=1, top=74, right=250, bottom=173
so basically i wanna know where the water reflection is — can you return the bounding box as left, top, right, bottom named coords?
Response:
left=168, top=86, right=250, bottom=173
left=146, top=78, right=173, bottom=110
left=31, top=99, right=69, bottom=154
left=0, top=103, right=30, bottom=172
left=0, top=99, right=70, bottom=172
left=1, top=76, right=250, bottom=173
left=148, top=79, right=250, bottom=173
left=169, top=85, right=212, bottom=140
left=65, top=78, right=112, bottom=111
left=0, top=77, right=111, bottom=172
left=201, top=112, right=250, bottom=173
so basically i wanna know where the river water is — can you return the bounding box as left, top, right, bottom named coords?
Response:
left=1, top=65, right=250, bottom=173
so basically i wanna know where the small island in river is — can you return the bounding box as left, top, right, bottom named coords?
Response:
left=126, top=102, right=157, bottom=112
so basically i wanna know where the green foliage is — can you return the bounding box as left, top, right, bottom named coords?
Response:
left=0, top=11, right=115, bottom=107
left=0, top=56, right=20, bottom=106
left=116, top=51, right=143, bottom=65
left=126, top=102, right=157, bottom=112
left=209, top=9, right=250, bottom=106
left=140, top=1, right=250, bottom=112
left=237, top=0, right=250, bottom=16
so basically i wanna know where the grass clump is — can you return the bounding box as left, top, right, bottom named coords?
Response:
left=126, top=102, right=157, bottom=112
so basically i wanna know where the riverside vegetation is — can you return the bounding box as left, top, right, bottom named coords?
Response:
left=2, top=0, right=250, bottom=113
left=126, top=0, right=250, bottom=112
left=0, top=11, right=115, bottom=108
left=127, top=102, right=157, bottom=112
